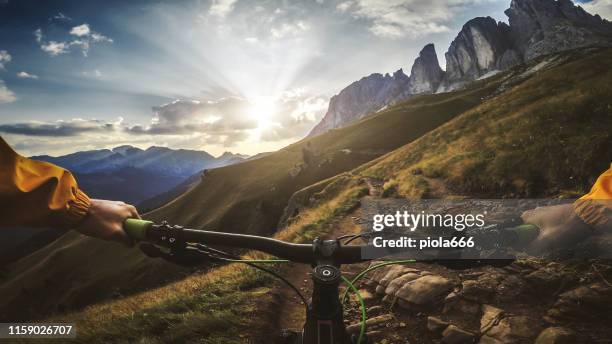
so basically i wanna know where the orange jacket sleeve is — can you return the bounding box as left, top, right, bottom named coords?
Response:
left=0, top=137, right=91, bottom=229
left=574, top=164, right=612, bottom=231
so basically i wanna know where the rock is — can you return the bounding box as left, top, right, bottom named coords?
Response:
left=380, top=266, right=419, bottom=285
left=480, top=305, right=504, bottom=333
left=366, top=305, right=385, bottom=316
left=346, top=314, right=394, bottom=334
left=548, top=283, right=612, bottom=320
left=407, top=44, right=444, bottom=94
left=384, top=272, right=420, bottom=296
left=459, top=280, right=495, bottom=302
left=442, top=324, right=476, bottom=343
left=483, top=316, right=541, bottom=343
left=309, top=43, right=445, bottom=136
left=535, top=327, right=579, bottom=344
left=524, top=267, right=567, bottom=290
left=308, top=69, right=410, bottom=136
left=396, top=275, right=454, bottom=306
left=443, top=298, right=481, bottom=319
left=427, top=316, right=449, bottom=333
left=442, top=17, right=517, bottom=91
left=505, top=0, right=612, bottom=60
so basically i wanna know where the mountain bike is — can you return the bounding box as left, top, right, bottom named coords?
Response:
left=123, top=219, right=539, bottom=344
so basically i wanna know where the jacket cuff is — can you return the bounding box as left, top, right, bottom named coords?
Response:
left=62, top=188, right=91, bottom=228
left=573, top=198, right=612, bottom=232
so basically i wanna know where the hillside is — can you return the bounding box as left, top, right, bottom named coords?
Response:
left=0, top=54, right=507, bottom=321
left=40, top=48, right=612, bottom=343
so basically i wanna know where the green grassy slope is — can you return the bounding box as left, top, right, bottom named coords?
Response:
left=36, top=48, right=612, bottom=343
left=0, top=63, right=502, bottom=322
left=359, top=48, right=612, bottom=199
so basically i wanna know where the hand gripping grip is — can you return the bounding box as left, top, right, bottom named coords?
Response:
left=123, top=218, right=153, bottom=242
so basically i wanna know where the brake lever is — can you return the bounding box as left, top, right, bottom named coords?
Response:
left=139, top=243, right=211, bottom=267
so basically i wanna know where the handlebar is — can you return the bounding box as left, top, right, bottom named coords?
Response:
left=123, top=218, right=364, bottom=264
left=124, top=219, right=541, bottom=265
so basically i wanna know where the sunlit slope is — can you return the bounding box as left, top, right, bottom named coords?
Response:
left=356, top=48, right=612, bottom=199
left=0, top=232, right=191, bottom=321
left=147, top=77, right=501, bottom=235
left=0, top=63, right=501, bottom=322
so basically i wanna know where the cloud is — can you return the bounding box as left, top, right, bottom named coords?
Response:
left=82, top=69, right=102, bottom=78
left=0, top=50, right=11, bottom=69
left=0, top=119, right=118, bottom=137
left=52, top=12, right=72, bottom=21
left=209, top=0, right=238, bottom=18
left=337, top=0, right=490, bottom=38
left=1, top=90, right=327, bottom=150
left=126, top=98, right=259, bottom=147
left=36, top=24, right=112, bottom=57
left=70, top=24, right=91, bottom=37
left=34, top=28, right=43, bottom=43
left=40, top=41, right=69, bottom=56
left=580, top=0, right=612, bottom=20
left=17, top=71, right=38, bottom=79
left=270, top=21, right=310, bottom=39
left=0, top=79, right=17, bottom=104
left=259, top=92, right=328, bottom=141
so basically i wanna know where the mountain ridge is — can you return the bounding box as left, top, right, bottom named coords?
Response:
left=32, top=145, right=247, bottom=205
left=309, top=0, right=612, bottom=136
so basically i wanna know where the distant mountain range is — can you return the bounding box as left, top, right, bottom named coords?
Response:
left=32, top=145, right=247, bottom=205
left=309, top=0, right=612, bottom=136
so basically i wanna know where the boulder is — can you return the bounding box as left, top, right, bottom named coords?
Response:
left=482, top=316, right=541, bottom=343
left=396, top=275, right=454, bottom=307
left=442, top=324, right=476, bottom=344
left=480, top=305, right=504, bottom=333
left=427, top=316, right=449, bottom=334
left=535, top=327, right=579, bottom=344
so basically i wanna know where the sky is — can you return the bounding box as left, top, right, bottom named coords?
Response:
left=0, top=0, right=610, bottom=157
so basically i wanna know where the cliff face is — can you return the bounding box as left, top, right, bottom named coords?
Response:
left=309, top=44, right=443, bottom=136
left=506, top=0, right=612, bottom=60
left=309, top=0, right=612, bottom=136
left=441, top=17, right=520, bottom=91
left=308, top=70, right=410, bottom=136
left=407, top=44, right=445, bottom=94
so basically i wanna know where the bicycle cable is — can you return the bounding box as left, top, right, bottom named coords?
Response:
left=187, top=243, right=309, bottom=308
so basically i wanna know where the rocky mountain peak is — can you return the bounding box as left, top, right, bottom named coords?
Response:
left=309, top=0, right=612, bottom=136
left=441, top=17, right=519, bottom=91
left=308, top=70, right=410, bottom=136
left=408, top=44, right=444, bottom=94
left=506, top=0, right=612, bottom=59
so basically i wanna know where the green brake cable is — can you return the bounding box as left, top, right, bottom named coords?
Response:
left=341, top=260, right=416, bottom=304
left=223, top=259, right=291, bottom=263
left=341, top=276, right=366, bottom=344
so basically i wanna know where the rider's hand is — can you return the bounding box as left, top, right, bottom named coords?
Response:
left=521, top=203, right=592, bottom=254
left=74, top=199, right=140, bottom=246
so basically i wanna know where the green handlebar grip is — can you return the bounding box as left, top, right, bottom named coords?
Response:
left=506, top=223, right=540, bottom=247
left=123, top=218, right=153, bottom=241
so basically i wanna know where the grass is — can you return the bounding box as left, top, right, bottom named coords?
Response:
left=360, top=48, right=612, bottom=199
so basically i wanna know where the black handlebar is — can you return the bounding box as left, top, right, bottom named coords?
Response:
left=123, top=219, right=365, bottom=264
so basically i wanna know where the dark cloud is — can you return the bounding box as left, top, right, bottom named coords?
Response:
left=0, top=119, right=117, bottom=137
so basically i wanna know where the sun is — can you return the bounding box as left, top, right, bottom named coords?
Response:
left=248, top=96, right=277, bottom=132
